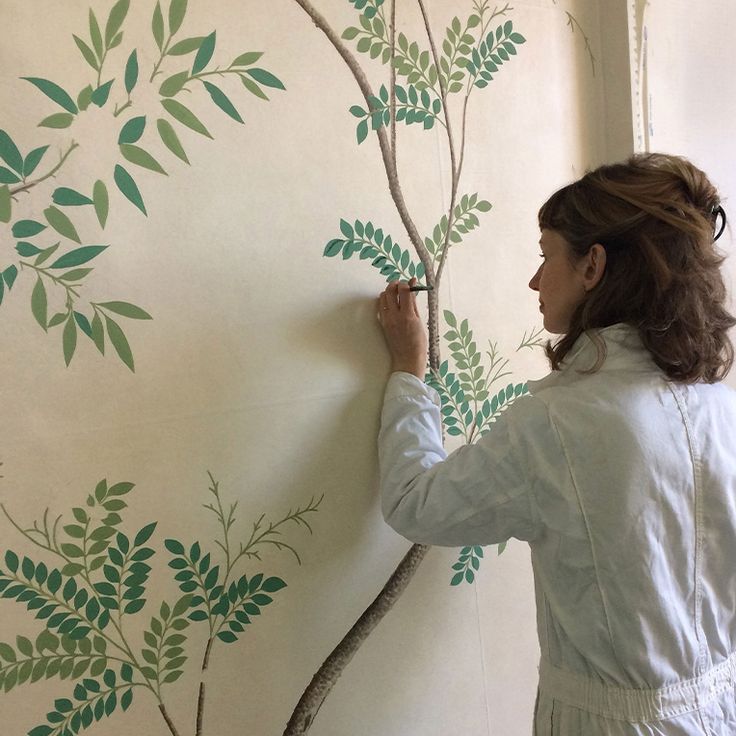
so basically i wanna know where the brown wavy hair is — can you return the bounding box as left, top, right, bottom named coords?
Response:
left=538, top=152, right=735, bottom=383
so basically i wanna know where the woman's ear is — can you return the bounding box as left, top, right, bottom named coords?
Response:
left=582, top=243, right=607, bottom=292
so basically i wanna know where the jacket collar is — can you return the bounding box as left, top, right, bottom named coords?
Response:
left=526, top=323, right=658, bottom=394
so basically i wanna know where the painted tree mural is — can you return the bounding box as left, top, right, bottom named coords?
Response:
left=0, top=0, right=284, bottom=371
left=0, top=0, right=597, bottom=734
left=284, top=0, right=591, bottom=732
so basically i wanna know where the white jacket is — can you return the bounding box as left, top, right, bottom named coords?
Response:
left=379, top=323, right=736, bottom=735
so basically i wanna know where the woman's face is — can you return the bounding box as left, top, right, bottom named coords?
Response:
left=528, top=229, right=588, bottom=334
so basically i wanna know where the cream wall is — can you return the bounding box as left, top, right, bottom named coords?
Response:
left=631, top=0, right=736, bottom=388
left=1, top=2, right=730, bottom=736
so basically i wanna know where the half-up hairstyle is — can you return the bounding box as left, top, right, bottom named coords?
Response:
left=538, top=152, right=735, bottom=383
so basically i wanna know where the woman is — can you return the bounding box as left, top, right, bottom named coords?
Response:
left=377, top=153, right=736, bottom=735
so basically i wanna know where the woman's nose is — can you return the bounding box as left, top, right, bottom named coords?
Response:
left=529, top=266, right=541, bottom=291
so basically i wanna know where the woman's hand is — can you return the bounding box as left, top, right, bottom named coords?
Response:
left=377, top=278, right=428, bottom=379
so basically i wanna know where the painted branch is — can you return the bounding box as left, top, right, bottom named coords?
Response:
left=389, top=0, right=397, bottom=167
left=195, top=637, right=214, bottom=736
left=292, top=0, right=434, bottom=287
left=418, top=0, right=460, bottom=291
left=283, top=542, right=430, bottom=735
left=158, top=703, right=182, bottom=736
left=283, top=2, right=448, bottom=732
left=9, top=141, right=79, bottom=197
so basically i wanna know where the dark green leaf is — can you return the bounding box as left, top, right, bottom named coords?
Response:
left=0, top=167, right=20, bottom=184
left=261, top=576, right=286, bottom=593
left=49, top=245, right=107, bottom=269
left=52, top=187, right=94, bottom=206
left=91, top=80, right=115, bottom=107
left=0, top=185, right=10, bottom=223
left=13, top=219, right=46, bottom=238
left=0, top=130, right=23, bottom=173
left=114, top=164, right=147, bottom=215
left=22, top=78, right=77, bottom=114
left=203, top=81, right=243, bottom=123
left=245, top=67, right=285, bottom=90
left=134, top=522, right=157, bottom=546
left=118, top=116, right=146, bottom=145
left=192, top=31, right=216, bottom=74
left=125, top=50, right=139, bottom=94
left=74, top=311, right=92, bottom=337
left=164, top=539, right=185, bottom=555
left=124, top=599, right=145, bottom=614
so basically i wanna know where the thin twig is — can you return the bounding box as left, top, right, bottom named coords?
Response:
left=9, top=142, right=79, bottom=196
left=389, top=0, right=397, bottom=169
left=417, top=0, right=459, bottom=294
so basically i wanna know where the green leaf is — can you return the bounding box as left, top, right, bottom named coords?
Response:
left=43, top=207, right=82, bottom=243
left=0, top=166, right=20, bottom=184
left=3, top=264, right=18, bottom=288
left=217, top=631, right=237, bottom=643
left=74, top=311, right=92, bottom=338
left=168, top=36, right=204, bottom=55
left=118, top=116, right=146, bottom=145
left=124, top=599, right=145, bottom=614
left=31, top=276, right=48, bottom=330
left=245, top=67, right=285, bottom=90
left=93, top=180, right=109, bottom=228
left=240, top=75, right=268, bottom=101
left=91, top=80, right=114, bottom=107
left=0, top=130, right=23, bottom=173
left=90, top=312, right=105, bottom=354
left=52, top=187, right=93, bottom=206
left=121, top=688, right=133, bottom=711
left=134, top=522, right=157, bottom=546
left=104, top=314, right=135, bottom=371
left=114, top=164, right=147, bottom=215
left=49, top=246, right=107, bottom=269
left=105, top=0, right=130, bottom=45
left=156, top=119, right=189, bottom=164
left=98, top=301, right=152, bottom=320
left=169, top=0, right=188, bottom=34
left=356, top=119, right=368, bottom=144
left=165, top=539, right=185, bottom=555
left=232, top=51, right=262, bottom=66
left=120, top=144, right=167, bottom=175
left=450, top=571, right=464, bottom=586
left=74, top=35, right=99, bottom=70
left=74, top=83, right=93, bottom=112
left=152, top=1, right=165, bottom=49
left=38, top=113, right=74, bottom=129
left=28, top=727, right=53, bottom=736
left=124, top=50, right=139, bottom=94
left=88, top=8, right=103, bottom=57
left=22, top=78, right=77, bottom=114
left=13, top=219, right=46, bottom=238
left=341, top=27, right=360, bottom=40
left=161, top=99, right=212, bottom=138
left=0, top=185, right=10, bottom=223
left=203, top=81, right=243, bottom=123
left=261, top=576, right=286, bottom=593
left=159, top=71, right=189, bottom=97
left=192, top=31, right=216, bottom=74
left=63, top=316, right=77, bottom=366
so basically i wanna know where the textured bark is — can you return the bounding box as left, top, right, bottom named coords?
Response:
left=283, top=543, right=429, bottom=735
left=284, top=1, right=446, bottom=733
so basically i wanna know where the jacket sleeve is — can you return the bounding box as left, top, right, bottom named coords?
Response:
left=378, top=371, right=542, bottom=546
